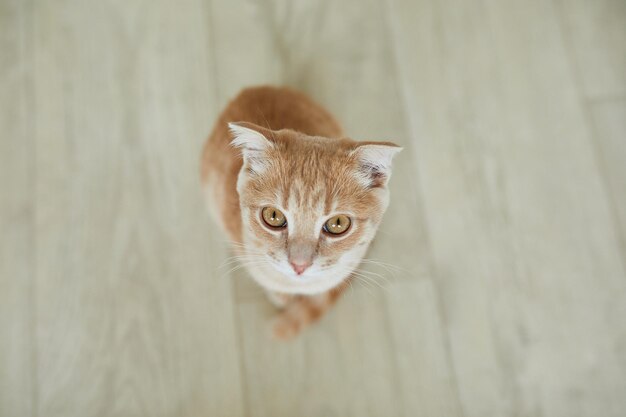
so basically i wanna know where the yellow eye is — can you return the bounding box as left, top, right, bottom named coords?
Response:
left=261, top=206, right=287, bottom=228
left=323, top=214, right=351, bottom=235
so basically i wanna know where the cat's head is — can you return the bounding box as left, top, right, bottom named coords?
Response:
left=230, top=122, right=401, bottom=294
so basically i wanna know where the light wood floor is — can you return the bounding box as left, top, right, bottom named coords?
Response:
left=1, top=0, right=625, bottom=416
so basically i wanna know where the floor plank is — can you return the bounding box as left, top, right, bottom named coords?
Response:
left=387, top=0, right=626, bottom=416
left=237, top=289, right=403, bottom=417
left=556, top=0, right=626, bottom=98
left=31, top=1, right=243, bottom=416
left=386, top=279, right=462, bottom=417
left=0, top=1, right=35, bottom=416
left=589, top=99, right=626, bottom=265
left=208, top=0, right=281, bottom=105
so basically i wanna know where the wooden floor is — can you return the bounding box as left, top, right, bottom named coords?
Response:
left=1, top=0, right=625, bottom=416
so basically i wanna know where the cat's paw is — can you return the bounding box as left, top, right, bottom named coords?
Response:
left=269, top=283, right=349, bottom=341
left=271, top=297, right=322, bottom=341
left=272, top=313, right=301, bottom=340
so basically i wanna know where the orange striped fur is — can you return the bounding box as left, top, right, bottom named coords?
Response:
left=201, top=86, right=400, bottom=339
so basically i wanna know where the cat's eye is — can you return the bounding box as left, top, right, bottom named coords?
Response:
left=323, top=214, right=351, bottom=235
left=261, top=206, right=287, bottom=228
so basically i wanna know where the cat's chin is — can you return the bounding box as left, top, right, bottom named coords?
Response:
left=250, top=265, right=350, bottom=295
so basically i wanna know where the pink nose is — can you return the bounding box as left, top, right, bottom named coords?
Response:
left=290, top=261, right=311, bottom=275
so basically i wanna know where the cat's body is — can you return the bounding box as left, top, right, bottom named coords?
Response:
left=201, top=86, right=400, bottom=338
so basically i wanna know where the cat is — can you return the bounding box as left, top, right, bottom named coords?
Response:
left=201, top=86, right=401, bottom=339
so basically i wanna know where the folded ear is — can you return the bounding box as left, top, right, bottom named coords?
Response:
left=351, top=142, right=402, bottom=188
left=228, top=122, right=275, bottom=174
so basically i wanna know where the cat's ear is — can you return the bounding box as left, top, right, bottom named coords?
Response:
left=352, top=142, right=402, bottom=188
left=229, top=122, right=274, bottom=174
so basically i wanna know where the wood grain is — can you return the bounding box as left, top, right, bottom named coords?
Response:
left=556, top=0, right=626, bottom=98
left=388, top=0, right=626, bottom=416
left=0, top=1, right=35, bottom=416
left=30, top=1, right=243, bottom=416
left=589, top=100, right=626, bottom=266
left=1, top=0, right=625, bottom=416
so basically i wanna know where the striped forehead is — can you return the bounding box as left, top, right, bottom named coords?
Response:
left=277, top=180, right=328, bottom=237
left=284, top=179, right=327, bottom=213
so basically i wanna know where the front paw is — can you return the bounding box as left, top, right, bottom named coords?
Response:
left=272, top=312, right=301, bottom=340
left=270, top=297, right=323, bottom=341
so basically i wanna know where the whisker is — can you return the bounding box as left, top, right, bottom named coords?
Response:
left=355, top=268, right=391, bottom=284
left=218, top=240, right=266, bottom=253
left=352, top=271, right=389, bottom=293
left=351, top=275, right=374, bottom=295
left=359, top=258, right=407, bottom=274
left=220, top=260, right=269, bottom=277
left=218, top=255, right=266, bottom=269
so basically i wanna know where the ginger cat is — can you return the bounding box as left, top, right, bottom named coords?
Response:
left=201, top=86, right=401, bottom=339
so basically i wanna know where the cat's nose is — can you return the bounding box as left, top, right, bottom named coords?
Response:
left=290, top=261, right=311, bottom=275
